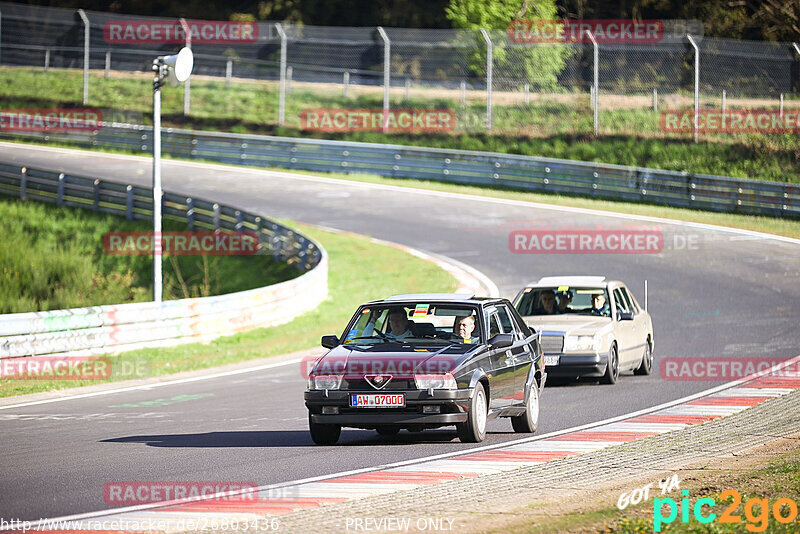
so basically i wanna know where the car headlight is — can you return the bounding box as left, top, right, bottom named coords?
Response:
left=564, top=335, right=601, bottom=352
left=309, top=375, right=343, bottom=390
left=414, top=374, right=457, bottom=390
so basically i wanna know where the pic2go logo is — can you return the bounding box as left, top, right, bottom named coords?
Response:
left=654, top=489, right=799, bottom=532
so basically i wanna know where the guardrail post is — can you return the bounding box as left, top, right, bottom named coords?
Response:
left=105, top=51, right=110, bottom=79
left=57, top=173, right=65, bottom=205
left=225, top=59, right=232, bottom=88
left=77, top=9, right=90, bottom=105
left=377, top=27, right=391, bottom=133
left=583, top=29, right=598, bottom=136
left=275, top=23, right=287, bottom=126
left=687, top=34, right=700, bottom=143
left=179, top=18, right=191, bottom=116
left=480, top=29, right=492, bottom=132
left=93, top=179, right=100, bottom=211
left=44, top=49, right=50, bottom=72
left=343, top=71, right=349, bottom=97
left=213, top=203, right=220, bottom=230
left=126, top=185, right=134, bottom=220
left=186, top=197, right=194, bottom=229
left=235, top=210, right=243, bottom=231
left=20, top=167, right=27, bottom=201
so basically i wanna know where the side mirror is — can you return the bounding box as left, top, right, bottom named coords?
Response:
left=617, top=311, right=634, bottom=321
left=321, top=335, right=339, bottom=349
left=489, top=333, right=513, bottom=349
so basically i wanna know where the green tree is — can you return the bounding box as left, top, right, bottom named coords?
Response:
left=445, top=0, right=574, bottom=90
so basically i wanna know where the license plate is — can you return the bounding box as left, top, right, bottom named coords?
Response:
left=350, top=394, right=405, bottom=408
left=544, top=355, right=560, bottom=366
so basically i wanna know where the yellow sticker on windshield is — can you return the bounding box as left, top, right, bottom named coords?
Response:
left=557, top=286, right=569, bottom=292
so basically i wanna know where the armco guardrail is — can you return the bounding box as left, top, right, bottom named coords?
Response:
left=2, top=124, right=798, bottom=218
left=0, top=162, right=327, bottom=358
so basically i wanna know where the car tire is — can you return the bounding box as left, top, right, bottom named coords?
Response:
left=308, top=414, right=341, bottom=445
left=375, top=426, right=400, bottom=436
left=456, top=382, right=488, bottom=443
left=511, top=379, right=539, bottom=433
left=600, top=343, right=619, bottom=385
left=634, top=340, right=653, bottom=376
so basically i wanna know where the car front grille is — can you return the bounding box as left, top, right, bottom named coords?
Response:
left=343, top=379, right=416, bottom=390
left=541, top=335, right=564, bottom=354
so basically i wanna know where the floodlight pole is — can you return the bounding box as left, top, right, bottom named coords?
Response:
left=180, top=18, right=191, bottom=115
left=152, top=62, right=164, bottom=303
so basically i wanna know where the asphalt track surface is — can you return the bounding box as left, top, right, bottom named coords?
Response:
left=1, top=143, right=798, bottom=522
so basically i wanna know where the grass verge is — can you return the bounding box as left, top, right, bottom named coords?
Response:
left=2, top=66, right=799, bottom=183
left=0, top=223, right=459, bottom=397
left=0, top=196, right=298, bottom=313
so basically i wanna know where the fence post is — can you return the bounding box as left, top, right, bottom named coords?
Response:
left=0, top=9, right=3, bottom=68
left=780, top=93, right=784, bottom=118
left=460, top=80, right=466, bottom=107
left=480, top=29, right=492, bottom=132
left=105, top=50, right=110, bottom=79
left=286, top=65, right=293, bottom=93
left=405, top=77, right=410, bottom=101
left=225, top=59, right=232, bottom=88
left=722, top=89, right=726, bottom=113
left=179, top=18, right=191, bottom=115
left=687, top=34, right=699, bottom=143
left=186, top=197, right=194, bottom=229
left=57, top=174, right=65, bottom=205
left=44, top=49, right=50, bottom=72
left=377, top=27, right=390, bottom=133
left=20, top=167, right=27, bottom=201
left=653, top=88, right=657, bottom=111
left=126, top=185, right=134, bottom=220
left=343, top=71, right=349, bottom=97
left=583, top=30, right=598, bottom=136
left=77, top=9, right=90, bottom=105
left=524, top=82, right=529, bottom=105
left=794, top=43, right=800, bottom=95
left=275, top=23, right=287, bottom=126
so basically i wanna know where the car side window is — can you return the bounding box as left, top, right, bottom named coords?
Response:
left=621, top=287, right=638, bottom=314
left=488, top=313, right=502, bottom=338
left=613, top=288, right=630, bottom=314
left=496, top=305, right=516, bottom=335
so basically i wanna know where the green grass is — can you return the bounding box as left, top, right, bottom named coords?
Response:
left=0, top=196, right=299, bottom=313
left=0, top=223, right=459, bottom=397
left=2, top=66, right=799, bottom=183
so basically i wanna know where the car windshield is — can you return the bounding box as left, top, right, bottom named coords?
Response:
left=515, top=287, right=611, bottom=317
left=343, top=303, right=482, bottom=345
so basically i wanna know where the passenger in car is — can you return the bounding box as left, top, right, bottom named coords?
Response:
left=453, top=315, right=479, bottom=343
left=557, top=290, right=573, bottom=313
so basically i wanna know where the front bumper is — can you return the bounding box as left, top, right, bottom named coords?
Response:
left=305, top=388, right=472, bottom=428
left=545, top=351, right=610, bottom=378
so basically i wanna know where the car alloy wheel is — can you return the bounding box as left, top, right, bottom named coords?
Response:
left=457, top=382, right=488, bottom=443
left=634, top=340, right=653, bottom=376
left=511, top=379, right=539, bottom=433
left=601, top=343, right=619, bottom=385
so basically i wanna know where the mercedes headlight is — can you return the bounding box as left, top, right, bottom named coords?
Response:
left=564, top=335, right=601, bottom=352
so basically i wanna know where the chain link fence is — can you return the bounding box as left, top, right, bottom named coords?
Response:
left=0, top=1, right=799, bottom=140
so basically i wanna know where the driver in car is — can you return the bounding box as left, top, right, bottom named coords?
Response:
left=386, top=307, right=414, bottom=340
left=452, top=315, right=479, bottom=344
